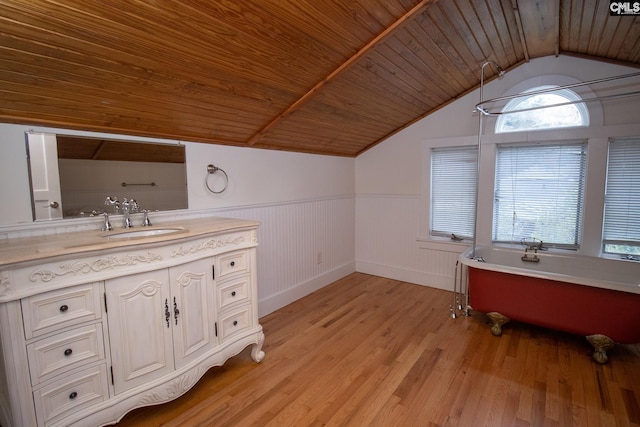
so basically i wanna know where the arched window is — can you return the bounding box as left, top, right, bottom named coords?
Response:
left=495, top=86, right=589, bottom=133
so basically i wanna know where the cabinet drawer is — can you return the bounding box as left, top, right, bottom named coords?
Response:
left=218, top=304, right=253, bottom=343
left=217, top=275, right=250, bottom=311
left=217, top=250, right=249, bottom=280
left=27, top=324, right=105, bottom=386
left=33, top=364, right=109, bottom=426
left=22, top=283, right=102, bottom=339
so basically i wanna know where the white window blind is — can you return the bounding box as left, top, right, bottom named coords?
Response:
left=603, top=138, right=640, bottom=255
left=493, top=142, right=586, bottom=248
left=430, top=146, right=477, bottom=240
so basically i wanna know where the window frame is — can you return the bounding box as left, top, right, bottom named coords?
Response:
left=492, top=140, right=587, bottom=250
left=429, top=146, right=478, bottom=241
left=419, top=74, right=639, bottom=261
left=495, top=85, right=590, bottom=134
left=602, top=137, right=640, bottom=257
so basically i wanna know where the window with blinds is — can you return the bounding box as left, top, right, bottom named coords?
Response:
left=493, top=141, right=587, bottom=248
left=603, top=138, right=640, bottom=256
left=430, top=146, right=477, bottom=240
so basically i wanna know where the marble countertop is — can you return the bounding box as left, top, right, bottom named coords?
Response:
left=0, top=216, right=260, bottom=267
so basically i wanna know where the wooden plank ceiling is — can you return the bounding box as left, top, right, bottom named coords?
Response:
left=1, top=1, right=639, bottom=157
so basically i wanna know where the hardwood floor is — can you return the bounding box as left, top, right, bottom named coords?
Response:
left=113, top=273, right=640, bottom=427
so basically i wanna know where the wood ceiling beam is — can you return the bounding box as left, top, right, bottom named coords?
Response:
left=553, top=0, right=560, bottom=57
left=246, top=0, right=434, bottom=146
left=91, top=140, right=107, bottom=160
left=511, top=0, right=530, bottom=63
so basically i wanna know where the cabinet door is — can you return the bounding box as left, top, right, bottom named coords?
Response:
left=170, top=258, right=217, bottom=369
left=106, top=269, right=173, bottom=394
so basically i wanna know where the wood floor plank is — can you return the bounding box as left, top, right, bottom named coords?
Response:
left=113, top=273, right=640, bottom=427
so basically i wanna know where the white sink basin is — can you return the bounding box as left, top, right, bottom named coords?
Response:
left=105, top=228, right=184, bottom=240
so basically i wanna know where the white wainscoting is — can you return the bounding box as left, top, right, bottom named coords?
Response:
left=355, top=194, right=464, bottom=291
left=213, top=196, right=356, bottom=317
left=2, top=193, right=468, bottom=318
left=0, top=196, right=356, bottom=318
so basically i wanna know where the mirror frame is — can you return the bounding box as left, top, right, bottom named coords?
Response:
left=26, top=132, right=188, bottom=221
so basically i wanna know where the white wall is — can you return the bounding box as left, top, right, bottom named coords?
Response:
left=185, top=141, right=354, bottom=209
left=355, top=55, right=640, bottom=291
left=0, top=124, right=33, bottom=225
left=0, top=124, right=355, bottom=316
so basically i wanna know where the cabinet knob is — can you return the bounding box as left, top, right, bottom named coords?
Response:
left=230, top=261, right=235, bottom=267
left=233, top=320, right=238, bottom=326
left=69, top=391, right=78, bottom=400
left=231, top=291, right=236, bottom=297
left=59, top=304, right=69, bottom=312
left=64, top=348, right=73, bottom=356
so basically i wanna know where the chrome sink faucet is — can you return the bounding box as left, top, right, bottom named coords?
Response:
left=121, top=198, right=139, bottom=228
left=105, top=196, right=120, bottom=213
left=101, top=212, right=112, bottom=231
left=103, top=196, right=119, bottom=231
left=142, top=209, right=152, bottom=227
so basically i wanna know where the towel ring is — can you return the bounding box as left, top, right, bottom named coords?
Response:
left=205, top=164, right=229, bottom=194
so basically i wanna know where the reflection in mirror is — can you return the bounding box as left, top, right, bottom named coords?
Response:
left=26, top=132, right=188, bottom=221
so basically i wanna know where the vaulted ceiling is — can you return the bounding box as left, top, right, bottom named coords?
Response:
left=1, top=1, right=639, bottom=157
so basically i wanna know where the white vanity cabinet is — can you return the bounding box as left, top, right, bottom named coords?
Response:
left=25, top=283, right=111, bottom=426
left=215, top=250, right=256, bottom=343
left=106, top=257, right=217, bottom=394
left=0, top=217, right=264, bottom=427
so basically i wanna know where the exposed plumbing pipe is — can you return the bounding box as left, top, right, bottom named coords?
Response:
left=457, top=60, right=507, bottom=319
left=471, top=61, right=505, bottom=260
left=450, top=260, right=459, bottom=318
left=475, top=70, right=640, bottom=115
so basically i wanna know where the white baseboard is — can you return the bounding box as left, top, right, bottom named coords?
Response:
left=257, top=260, right=456, bottom=319
left=355, top=261, right=453, bottom=291
left=258, top=261, right=356, bottom=317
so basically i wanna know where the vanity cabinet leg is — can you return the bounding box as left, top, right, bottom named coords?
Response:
left=251, top=332, right=265, bottom=363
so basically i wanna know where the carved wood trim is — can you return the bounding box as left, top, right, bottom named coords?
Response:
left=0, top=271, right=11, bottom=297
left=171, top=236, right=245, bottom=258
left=137, top=364, right=208, bottom=405
left=29, top=252, right=163, bottom=283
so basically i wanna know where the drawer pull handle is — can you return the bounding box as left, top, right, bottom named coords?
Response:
left=64, top=348, right=73, bottom=356
left=231, top=291, right=236, bottom=297
left=59, top=304, right=69, bottom=312
left=173, top=297, right=180, bottom=325
left=164, top=299, right=170, bottom=328
left=233, top=320, right=238, bottom=326
left=230, top=261, right=235, bottom=267
left=69, top=391, right=78, bottom=400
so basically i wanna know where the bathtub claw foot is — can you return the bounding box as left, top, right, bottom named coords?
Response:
left=586, top=334, right=615, bottom=364
left=487, top=312, right=510, bottom=336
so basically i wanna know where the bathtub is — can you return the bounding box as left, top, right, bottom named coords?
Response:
left=458, top=246, right=640, bottom=363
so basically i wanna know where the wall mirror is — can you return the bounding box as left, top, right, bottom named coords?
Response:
left=26, top=132, right=188, bottom=221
